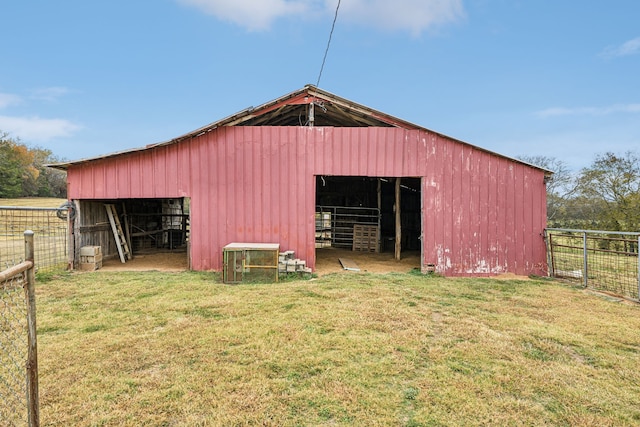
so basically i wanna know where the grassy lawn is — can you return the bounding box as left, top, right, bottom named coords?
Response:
left=34, top=270, right=640, bottom=426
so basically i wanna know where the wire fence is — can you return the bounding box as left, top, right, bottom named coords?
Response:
left=0, top=206, right=69, bottom=272
left=545, top=228, right=640, bottom=301
left=1, top=231, right=40, bottom=426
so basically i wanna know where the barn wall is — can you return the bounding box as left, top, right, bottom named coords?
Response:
left=420, top=134, right=547, bottom=276
left=66, top=126, right=547, bottom=275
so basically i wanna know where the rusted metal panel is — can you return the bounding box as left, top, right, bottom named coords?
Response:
left=67, top=125, right=548, bottom=275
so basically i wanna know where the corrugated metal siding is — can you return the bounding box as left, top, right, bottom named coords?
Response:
left=66, top=126, right=547, bottom=275
left=419, top=138, right=547, bottom=276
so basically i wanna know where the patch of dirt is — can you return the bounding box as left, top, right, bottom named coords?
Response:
left=585, top=289, right=639, bottom=306
left=490, top=272, right=532, bottom=281
left=100, top=251, right=188, bottom=272
left=314, top=248, right=421, bottom=276
left=98, top=247, right=420, bottom=275
left=97, top=247, right=534, bottom=280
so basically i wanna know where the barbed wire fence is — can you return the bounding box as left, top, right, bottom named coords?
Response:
left=1, top=230, right=40, bottom=426
left=545, top=228, right=640, bottom=301
left=1, top=206, right=70, bottom=272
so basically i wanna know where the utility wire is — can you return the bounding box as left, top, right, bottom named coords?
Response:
left=316, top=0, right=341, bottom=88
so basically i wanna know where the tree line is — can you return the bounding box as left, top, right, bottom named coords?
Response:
left=0, top=132, right=67, bottom=198
left=520, top=152, right=640, bottom=232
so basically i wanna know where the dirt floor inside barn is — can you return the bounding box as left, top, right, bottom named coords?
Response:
left=99, top=247, right=422, bottom=276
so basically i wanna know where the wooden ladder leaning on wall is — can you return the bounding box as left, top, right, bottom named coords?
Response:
left=105, top=203, right=132, bottom=263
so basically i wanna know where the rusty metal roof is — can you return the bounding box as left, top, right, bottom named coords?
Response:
left=48, top=85, right=552, bottom=175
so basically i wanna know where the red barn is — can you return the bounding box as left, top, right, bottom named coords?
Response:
left=53, top=86, right=549, bottom=276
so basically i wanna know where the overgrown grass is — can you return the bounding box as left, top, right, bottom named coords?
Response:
left=35, top=270, right=640, bottom=426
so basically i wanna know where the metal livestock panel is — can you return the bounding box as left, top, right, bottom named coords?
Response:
left=66, top=125, right=548, bottom=275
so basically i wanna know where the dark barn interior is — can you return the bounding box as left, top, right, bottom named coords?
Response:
left=124, top=198, right=189, bottom=253
left=315, top=176, right=421, bottom=255
left=73, top=198, right=189, bottom=268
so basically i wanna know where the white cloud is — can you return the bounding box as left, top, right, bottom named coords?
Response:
left=0, top=87, right=79, bottom=142
left=178, top=0, right=464, bottom=35
left=601, top=37, right=640, bottom=58
left=0, top=115, right=81, bottom=141
left=339, top=0, right=465, bottom=36
left=536, top=104, right=640, bottom=118
left=1, top=87, right=70, bottom=109
left=178, top=0, right=310, bottom=31
left=30, top=86, right=71, bottom=102
left=0, top=93, right=22, bottom=109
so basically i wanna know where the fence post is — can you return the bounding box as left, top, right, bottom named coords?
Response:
left=543, top=229, right=552, bottom=277
left=67, top=202, right=74, bottom=270
left=24, top=230, right=40, bottom=427
left=582, top=232, right=588, bottom=288
left=637, top=235, right=640, bottom=301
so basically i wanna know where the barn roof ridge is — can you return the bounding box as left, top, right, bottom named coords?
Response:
left=48, top=85, right=552, bottom=175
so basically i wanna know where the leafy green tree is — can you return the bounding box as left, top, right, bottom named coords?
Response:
left=577, top=151, right=640, bottom=232
left=0, top=132, right=38, bottom=198
left=552, top=195, right=604, bottom=229
left=0, top=131, right=67, bottom=198
left=33, top=148, right=67, bottom=197
left=517, top=155, right=578, bottom=224
left=0, top=142, right=21, bottom=198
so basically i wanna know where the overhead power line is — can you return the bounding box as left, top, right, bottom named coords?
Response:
left=316, top=0, right=341, bottom=88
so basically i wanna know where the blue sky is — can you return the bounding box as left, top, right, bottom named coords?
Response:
left=1, top=0, right=639, bottom=171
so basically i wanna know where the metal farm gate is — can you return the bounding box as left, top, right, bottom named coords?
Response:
left=0, top=205, right=70, bottom=272
left=315, top=206, right=380, bottom=251
left=545, top=228, right=640, bottom=301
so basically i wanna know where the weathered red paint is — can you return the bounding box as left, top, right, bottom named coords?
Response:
left=66, top=125, right=547, bottom=276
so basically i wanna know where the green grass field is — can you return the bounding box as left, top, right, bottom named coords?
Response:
left=33, top=270, right=640, bottom=426
left=0, top=198, right=67, bottom=208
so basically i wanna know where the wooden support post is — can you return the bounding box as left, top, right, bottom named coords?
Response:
left=24, top=230, right=40, bottom=427
left=395, top=177, right=401, bottom=261
left=122, top=202, right=132, bottom=257
left=67, top=201, right=74, bottom=271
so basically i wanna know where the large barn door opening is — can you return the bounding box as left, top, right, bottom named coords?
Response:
left=74, top=198, right=190, bottom=270
left=315, top=176, right=421, bottom=259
